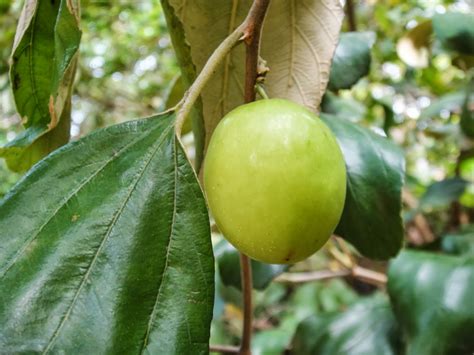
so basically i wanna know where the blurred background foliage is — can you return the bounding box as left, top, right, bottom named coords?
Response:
left=0, top=0, right=473, bottom=354
left=0, top=0, right=180, bottom=195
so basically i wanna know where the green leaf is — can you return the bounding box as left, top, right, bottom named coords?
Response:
left=1, top=0, right=81, bottom=172
left=420, top=177, right=468, bottom=210
left=328, top=32, right=375, bottom=90
left=164, top=0, right=343, bottom=151
left=215, top=239, right=287, bottom=290
left=388, top=250, right=474, bottom=355
left=292, top=294, right=401, bottom=355
left=442, top=225, right=474, bottom=256
left=0, top=112, right=214, bottom=353
left=321, top=114, right=405, bottom=259
left=433, top=12, right=474, bottom=55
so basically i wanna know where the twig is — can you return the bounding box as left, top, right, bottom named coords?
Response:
left=352, top=265, right=387, bottom=285
left=242, top=0, right=271, bottom=102
left=174, top=25, right=246, bottom=135
left=172, top=1, right=271, bottom=353
left=239, top=254, right=253, bottom=355
left=210, top=344, right=240, bottom=354
left=275, top=265, right=387, bottom=287
left=174, top=0, right=271, bottom=136
left=239, top=1, right=271, bottom=354
left=275, top=269, right=351, bottom=283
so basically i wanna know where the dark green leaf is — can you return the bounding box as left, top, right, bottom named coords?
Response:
left=321, top=114, right=405, bottom=259
left=215, top=239, right=287, bottom=290
left=420, top=177, right=468, bottom=210
left=292, top=294, right=401, bottom=355
left=442, top=225, right=474, bottom=256
left=328, top=32, right=375, bottom=91
left=388, top=250, right=474, bottom=355
left=0, top=112, right=214, bottom=353
left=1, top=0, right=81, bottom=172
left=433, top=12, right=474, bottom=55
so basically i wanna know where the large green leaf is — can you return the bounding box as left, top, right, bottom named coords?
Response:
left=0, top=112, right=214, bottom=353
left=164, top=0, right=343, bottom=152
left=388, top=250, right=474, bottom=355
left=215, top=239, right=287, bottom=290
left=292, top=294, right=401, bottom=355
left=321, top=114, right=405, bottom=259
left=433, top=11, right=474, bottom=55
left=328, top=32, right=375, bottom=90
left=1, top=0, right=81, bottom=172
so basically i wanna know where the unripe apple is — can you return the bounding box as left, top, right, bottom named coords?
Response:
left=204, top=99, right=346, bottom=264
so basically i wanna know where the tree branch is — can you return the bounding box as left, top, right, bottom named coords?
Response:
left=239, top=1, right=271, bottom=354
left=239, top=254, right=253, bottom=355
left=174, top=1, right=271, bottom=353
left=242, top=0, right=271, bottom=102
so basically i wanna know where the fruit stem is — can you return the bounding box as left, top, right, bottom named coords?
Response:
left=255, top=84, right=269, bottom=100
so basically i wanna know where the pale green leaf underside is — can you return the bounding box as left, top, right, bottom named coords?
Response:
left=167, top=0, right=343, bottom=150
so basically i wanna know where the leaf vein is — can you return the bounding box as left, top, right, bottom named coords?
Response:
left=42, top=124, right=173, bottom=353
left=0, top=129, right=153, bottom=280
left=140, top=135, right=178, bottom=353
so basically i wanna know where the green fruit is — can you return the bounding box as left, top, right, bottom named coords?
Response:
left=204, top=99, right=346, bottom=264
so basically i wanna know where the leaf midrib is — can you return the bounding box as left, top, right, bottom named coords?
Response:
left=42, top=124, right=173, bottom=353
